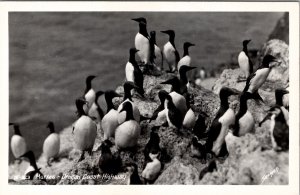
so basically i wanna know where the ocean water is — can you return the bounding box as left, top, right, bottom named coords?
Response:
left=9, top=12, right=283, bottom=163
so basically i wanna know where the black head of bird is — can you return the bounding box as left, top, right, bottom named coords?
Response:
left=158, top=90, right=169, bottom=103
left=161, top=30, right=175, bottom=41
left=150, top=31, right=156, bottom=40
left=179, top=65, right=197, bottom=75
left=75, top=98, right=88, bottom=116
left=219, top=87, right=240, bottom=99
left=150, top=127, right=160, bottom=143
left=275, top=88, right=289, bottom=106
left=46, top=121, right=55, bottom=134
left=259, top=106, right=283, bottom=127
left=262, top=54, right=278, bottom=68
left=99, top=140, right=113, bottom=153
left=105, top=90, right=122, bottom=100
left=103, top=139, right=113, bottom=148
left=242, top=39, right=251, bottom=47
left=161, top=77, right=180, bottom=93
left=86, top=75, right=96, bottom=84
left=132, top=17, right=147, bottom=24
left=183, top=42, right=195, bottom=49
left=9, top=122, right=21, bottom=135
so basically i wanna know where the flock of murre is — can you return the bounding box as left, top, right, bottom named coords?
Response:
left=9, top=17, right=289, bottom=184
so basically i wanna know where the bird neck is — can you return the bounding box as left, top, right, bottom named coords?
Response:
left=76, top=103, right=86, bottom=117
left=48, top=127, right=55, bottom=134
left=125, top=108, right=134, bottom=121
left=243, top=45, right=248, bottom=55
left=105, top=96, right=115, bottom=112
left=14, top=126, right=21, bottom=136
left=123, top=90, right=132, bottom=102
left=139, top=23, right=149, bottom=38
left=275, top=94, right=283, bottom=106
left=239, top=97, right=248, bottom=114
left=84, top=81, right=92, bottom=94
left=220, top=96, right=229, bottom=110
left=276, top=110, right=286, bottom=123
left=129, top=53, right=138, bottom=65
left=169, top=36, right=175, bottom=48
left=183, top=45, right=189, bottom=57
left=179, top=71, right=188, bottom=85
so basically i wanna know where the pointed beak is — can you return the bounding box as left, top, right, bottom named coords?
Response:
left=191, top=43, right=196, bottom=47
left=135, top=49, right=140, bottom=53
left=9, top=123, right=14, bottom=126
left=230, top=88, right=241, bottom=95
left=114, top=92, right=123, bottom=98
left=160, top=30, right=167, bottom=34
left=188, top=66, right=197, bottom=71
left=131, top=18, right=139, bottom=22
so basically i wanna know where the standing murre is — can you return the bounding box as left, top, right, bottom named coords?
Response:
left=243, top=54, right=279, bottom=101
left=98, top=139, right=122, bottom=174
left=43, top=121, right=60, bottom=166
left=162, top=92, right=184, bottom=130
left=233, top=92, right=258, bottom=137
left=205, top=87, right=240, bottom=157
left=72, top=98, right=97, bottom=162
left=126, top=163, right=143, bottom=185
left=101, top=90, right=123, bottom=139
left=132, top=17, right=150, bottom=68
left=150, top=90, right=169, bottom=123
left=9, top=123, right=27, bottom=160
left=141, top=153, right=162, bottom=183
left=161, top=30, right=180, bottom=73
left=88, top=90, right=104, bottom=123
left=259, top=106, right=289, bottom=151
left=144, top=126, right=161, bottom=164
left=20, top=151, right=46, bottom=182
left=115, top=101, right=141, bottom=149
left=149, top=31, right=163, bottom=70
left=83, top=75, right=97, bottom=113
left=125, top=47, right=145, bottom=97
left=117, top=81, right=141, bottom=124
left=177, top=42, right=195, bottom=71
left=238, top=39, right=253, bottom=79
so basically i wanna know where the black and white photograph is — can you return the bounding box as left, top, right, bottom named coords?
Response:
left=1, top=1, right=299, bottom=194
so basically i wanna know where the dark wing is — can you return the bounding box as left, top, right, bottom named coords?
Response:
left=248, top=57, right=254, bottom=74
left=205, top=117, right=222, bottom=152
left=174, top=49, right=180, bottom=64
left=133, top=66, right=145, bottom=96
left=97, top=106, right=104, bottom=119
left=273, top=121, right=289, bottom=151
left=243, top=72, right=256, bottom=92
left=233, top=110, right=244, bottom=136
left=168, top=107, right=183, bottom=129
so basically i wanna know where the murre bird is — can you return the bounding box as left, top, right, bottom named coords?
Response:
left=98, top=139, right=122, bottom=174
left=83, top=75, right=97, bottom=113
left=162, top=92, right=184, bottom=130
left=125, top=47, right=145, bottom=97
left=150, top=90, right=169, bottom=123
left=144, top=126, right=161, bottom=164
left=259, top=106, right=289, bottom=151
left=275, top=88, right=289, bottom=125
left=238, top=39, right=253, bottom=79
left=88, top=90, right=104, bottom=123
left=205, top=87, right=240, bottom=157
left=193, top=112, right=208, bottom=140
left=101, top=90, right=123, bottom=139
left=243, top=54, right=279, bottom=101
left=177, top=42, right=195, bottom=71
left=142, top=153, right=162, bottom=183
left=20, top=151, right=46, bottom=182
left=126, top=163, right=142, bottom=185
left=43, top=121, right=60, bottom=166
left=190, top=136, right=206, bottom=163
left=115, top=101, right=141, bottom=149
left=161, top=30, right=180, bottom=72
left=132, top=17, right=150, bottom=67
left=149, top=31, right=163, bottom=70
left=9, top=123, right=27, bottom=160
left=117, top=81, right=141, bottom=124
left=233, top=92, right=258, bottom=137
left=160, top=79, right=188, bottom=117
left=72, top=98, right=97, bottom=162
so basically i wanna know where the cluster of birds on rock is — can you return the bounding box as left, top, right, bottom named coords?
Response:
left=9, top=17, right=289, bottom=184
